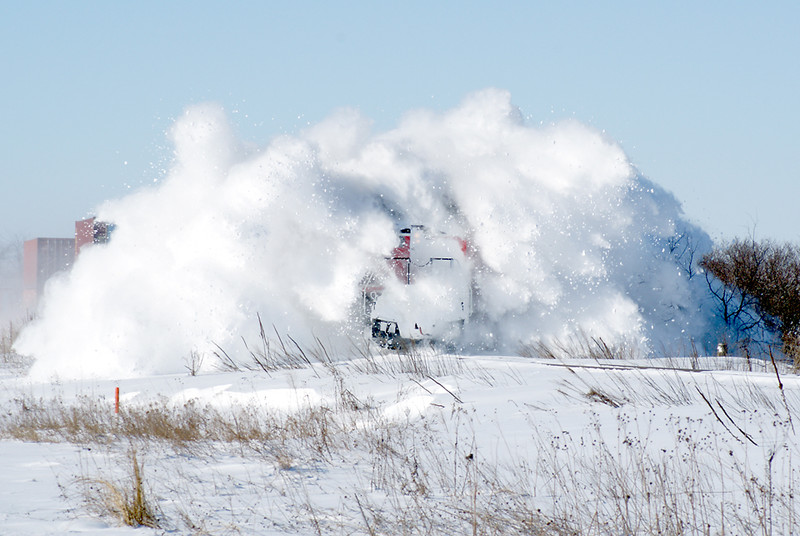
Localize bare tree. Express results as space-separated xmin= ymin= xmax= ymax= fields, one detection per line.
xmin=700 ymin=238 xmax=800 ymax=361
xmin=667 ymin=227 xmax=700 ymax=279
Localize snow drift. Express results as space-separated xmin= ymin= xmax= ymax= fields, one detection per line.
xmin=15 ymin=89 xmax=715 ymax=379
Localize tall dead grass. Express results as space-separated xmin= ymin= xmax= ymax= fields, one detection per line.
xmin=0 ymin=394 xmax=342 ymax=458
xmin=0 ymin=315 xmax=33 ymax=373
xmin=518 ymin=330 xmax=641 ymax=361
xmin=79 ymin=447 xmax=160 ymax=528
xmin=214 ymin=320 xmax=468 ymax=380
xmin=3 ymin=331 xmax=800 ymax=533
xmin=4 ymin=377 xmax=800 ymax=534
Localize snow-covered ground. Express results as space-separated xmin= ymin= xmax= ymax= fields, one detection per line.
xmin=4 ymin=89 xmax=790 ymax=533
xmin=1 ymin=351 xmax=797 ymax=535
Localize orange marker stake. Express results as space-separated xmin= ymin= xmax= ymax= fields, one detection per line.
xmin=115 ymin=387 xmax=120 ymax=414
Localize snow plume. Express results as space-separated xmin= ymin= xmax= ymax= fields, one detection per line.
xmin=16 ymin=89 xmax=715 ymax=379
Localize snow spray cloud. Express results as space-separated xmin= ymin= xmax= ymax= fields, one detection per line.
xmin=15 ymin=89 xmax=715 ymax=379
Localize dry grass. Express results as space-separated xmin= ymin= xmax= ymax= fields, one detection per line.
xmin=214 ymin=314 xmax=327 ymax=374
xmin=556 ymin=363 xmax=800 ymax=420
xmin=0 ymin=317 xmax=24 ymax=356
xmin=0 ymin=315 xmax=34 ymax=373
xmin=5 ymin=380 xmax=800 ymax=535
xmin=348 ymin=344 xmax=466 ymax=378
xmin=0 ymin=394 xmax=344 ymax=459
xmin=79 ymin=447 xmax=159 ymax=528
xmin=518 ymin=330 xmax=641 ymax=361
xmin=214 ymin=322 xmax=469 ymax=381
xmin=3 ymin=335 xmax=800 ymax=534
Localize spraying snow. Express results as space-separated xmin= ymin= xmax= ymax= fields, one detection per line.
xmin=15 ymin=89 xmax=715 ymax=379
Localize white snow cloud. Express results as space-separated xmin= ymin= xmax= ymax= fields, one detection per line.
xmin=15 ymin=90 xmax=715 ymax=379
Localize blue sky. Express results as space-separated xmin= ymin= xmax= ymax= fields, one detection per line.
xmin=2 ymin=1 xmax=798 ymax=242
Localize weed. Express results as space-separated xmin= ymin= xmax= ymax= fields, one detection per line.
xmin=518 ymin=329 xmax=640 ymax=361
xmin=79 ymin=447 xmax=159 ymax=528
xmin=215 ymin=314 xmax=330 ymax=374
xmin=0 ymin=314 xmax=34 ymax=373
xmin=184 ymin=348 xmax=205 ymax=376
xmin=4 ymin=350 xmax=800 ymax=534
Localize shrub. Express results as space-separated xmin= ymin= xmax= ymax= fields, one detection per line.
xmin=700 ymin=238 xmax=800 ymax=361
xmin=81 ymin=448 xmax=159 ymax=528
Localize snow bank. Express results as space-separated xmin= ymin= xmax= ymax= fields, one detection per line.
xmin=15 ymin=89 xmax=715 ymax=379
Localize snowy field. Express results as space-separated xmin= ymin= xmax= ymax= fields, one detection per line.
xmin=1 ymin=349 xmax=798 ymax=535
xmin=5 ymin=90 xmax=792 ymax=533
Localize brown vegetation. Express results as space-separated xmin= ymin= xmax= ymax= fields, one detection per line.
xmin=701 ymin=238 xmax=800 ymax=363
